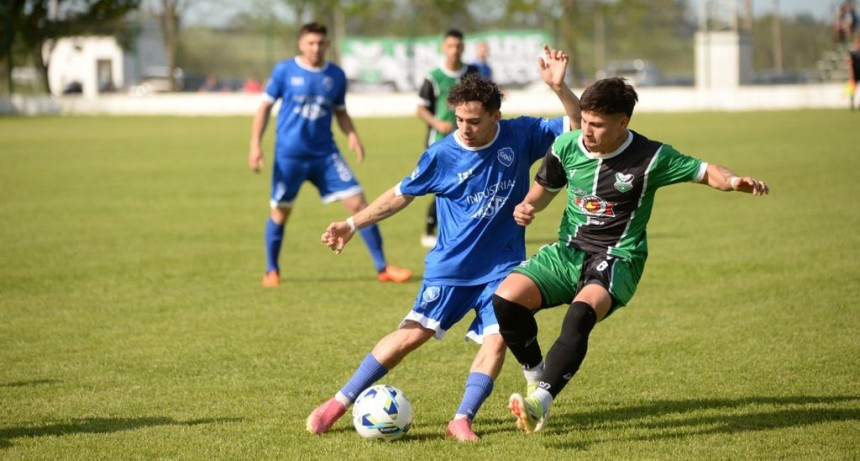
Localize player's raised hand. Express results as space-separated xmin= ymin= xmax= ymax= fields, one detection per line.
xmin=538 ymin=44 xmax=569 ymax=91
xmin=513 ymin=202 xmax=537 ymax=227
xmin=321 ymin=221 xmax=355 ymax=254
xmin=248 ymin=146 xmax=265 ymax=173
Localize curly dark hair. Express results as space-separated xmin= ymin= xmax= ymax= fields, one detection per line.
xmin=580 ymin=77 xmax=639 ymax=118
xmin=447 ymin=73 xmax=504 ymax=114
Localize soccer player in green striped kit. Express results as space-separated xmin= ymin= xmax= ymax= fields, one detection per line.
xmin=492 ymin=77 xmax=770 ymax=434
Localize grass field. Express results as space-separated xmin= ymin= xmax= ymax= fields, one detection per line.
xmin=1 ymin=110 xmax=858 ymax=460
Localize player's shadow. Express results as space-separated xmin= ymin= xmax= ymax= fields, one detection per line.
xmin=480 ymin=395 xmax=859 ymax=447
xmin=0 ymin=379 xmax=61 ymax=388
xmin=0 ymin=416 xmax=244 ymax=449
xmin=281 ymin=274 xmax=424 ymax=284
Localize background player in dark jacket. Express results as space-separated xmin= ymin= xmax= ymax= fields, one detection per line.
xmin=416 ymin=29 xmax=479 ymax=248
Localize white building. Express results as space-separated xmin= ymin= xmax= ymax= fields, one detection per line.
xmin=46 ymin=36 xmax=125 ymax=98
xmin=45 ymin=17 xmax=165 ymax=98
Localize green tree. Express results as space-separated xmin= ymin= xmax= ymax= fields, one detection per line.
xmin=751 ymin=13 xmax=830 ymax=73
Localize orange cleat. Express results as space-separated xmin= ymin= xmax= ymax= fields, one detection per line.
xmin=262 ymin=271 xmax=280 ymax=287
xmin=446 ymin=417 xmax=479 ymax=442
xmin=377 ymin=265 xmax=413 ymax=283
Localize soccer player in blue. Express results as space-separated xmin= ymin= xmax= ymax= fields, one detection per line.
xmin=248 ymin=22 xmax=412 ymax=287
xmin=472 ymin=41 xmax=493 ymax=80
xmin=306 ymin=46 xmax=582 ymax=442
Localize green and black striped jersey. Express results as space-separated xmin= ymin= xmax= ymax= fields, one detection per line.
xmin=417 ymin=64 xmax=479 ymax=146
xmin=536 ymin=129 xmax=706 ymax=260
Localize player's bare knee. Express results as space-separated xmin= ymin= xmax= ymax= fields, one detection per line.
xmin=494 ymin=274 xmax=541 ymax=308
xmin=270 ymin=207 xmax=290 ymax=224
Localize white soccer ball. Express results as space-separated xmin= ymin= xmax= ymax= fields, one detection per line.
xmin=352 ymin=384 xmax=414 ymax=441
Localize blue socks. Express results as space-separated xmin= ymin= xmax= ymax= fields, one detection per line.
xmin=264 ymin=218 xmax=284 ymax=272
xmin=267 ymin=218 xmax=386 ymax=274
xmin=340 ymin=354 xmax=389 ymax=402
xmin=358 ymin=224 xmax=386 ymax=272
xmin=456 ymin=372 xmax=494 ymax=420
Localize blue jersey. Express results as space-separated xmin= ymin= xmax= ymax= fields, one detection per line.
xmin=264 ymin=58 xmax=347 ymax=159
xmin=397 ymin=116 xmax=568 ymax=285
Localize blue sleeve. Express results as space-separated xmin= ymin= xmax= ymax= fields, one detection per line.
xmin=398 ymin=149 xmax=440 ymax=197
xmin=265 ymin=62 xmax=285 ymax=101
xmin=332 ymin=66 xmax=347 ymax=107
xmin=526 ymin=116 xmax=566 ymax=164
xmin=543 ymin=116 xmax=567 ymax=137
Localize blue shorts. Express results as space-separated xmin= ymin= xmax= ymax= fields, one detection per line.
xmin=270 ymin=153 xmax=363 ymax=208
xmin=400 ymin=278 xmax=503 ymax=344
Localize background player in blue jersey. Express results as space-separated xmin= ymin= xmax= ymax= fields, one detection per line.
xmin=306 ymin=46 xmax=582 ymax=442
xmin=248 ymin=22 xmax=412 ymax=287
xmin=472 ymin=41 xmax=493 ymax=80
xmin=492 ymin=77 xmax=770 ymax=434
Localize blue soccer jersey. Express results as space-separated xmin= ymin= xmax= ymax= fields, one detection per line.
xmin=264 ymin=58 xmax=347 ymax=158
xmin=397 ymin=116 xmax=569 ymax=285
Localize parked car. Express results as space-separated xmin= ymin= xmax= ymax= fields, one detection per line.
xmin=596 ymin=59 xmax=666 ymax=87
xmin=129 ymin=66 xmax=205 ymax=96
xmin=752 ymin=69 xmax=813 ymax=85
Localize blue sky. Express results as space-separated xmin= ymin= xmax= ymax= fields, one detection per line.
xmin=704 ymin=0 xmax=833 ymax=21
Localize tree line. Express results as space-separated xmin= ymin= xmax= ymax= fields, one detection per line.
xmin=1 ymin=0 xmax=831 ymax=95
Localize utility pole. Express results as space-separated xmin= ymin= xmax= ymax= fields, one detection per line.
xmin=772 ymin=0 xmax=783 ymax=71
xmin=595 ymin=3 xmax=606 ymax=78
xmin=742 ymin=0 xmax=753 ymax=32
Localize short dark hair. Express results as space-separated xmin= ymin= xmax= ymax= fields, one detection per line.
xmin=445 ymin=29 xmax=464 ymax=40
xmin=299 ymin=22 xmax=327 ymax=38
xmin=448 ymin=73 xmax=504 ymax=114
xmin=580 ymin=77 xmax=639 ymax=118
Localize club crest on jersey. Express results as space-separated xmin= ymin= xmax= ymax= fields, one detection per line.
xmin=322 ymin=76 xmax=334 ymax=91
xmin=497 ymin=147 xmax=514 ymax=167
xmin=574 ymin=195 xmax=617 ymax=217
xmin=422 ymin=286 xmax=441 ymax=303
xmin=614 ymin=173 xmax=634 ymax=192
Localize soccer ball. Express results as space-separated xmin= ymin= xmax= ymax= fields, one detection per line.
xmin=352 ymin=384 xmax=414 ymax=441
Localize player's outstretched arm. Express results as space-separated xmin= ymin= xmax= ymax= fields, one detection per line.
xmin=416 ymin=105 xmax=453 ymax=136
xmin=321 ymin=187 xmax=415 ymax=254
xmin=538 ymin=44 xmax=581 ymax=129
xmin=248 ymin=100 xmax=273 ymax=173
xmin=513 ymin=182 xmax=560 ymax=227
xmin=701 ymin=163 xmax=770 ymax=196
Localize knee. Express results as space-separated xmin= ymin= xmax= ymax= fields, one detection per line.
xmin=561 ymin=301 xmax=598 ymax=337
xmin=398 ymin=322 xmax=435 ymax=350
xmin=493 ymin=294 xmax=526 ymax=322
xmin=270 ymin=207 xmax=289 ymax=225
xmin=482 ymin=333 xmax=507 ymax=354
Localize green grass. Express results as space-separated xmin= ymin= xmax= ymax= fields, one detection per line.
xmin=1 ymin=110 xmax=858 ymax=460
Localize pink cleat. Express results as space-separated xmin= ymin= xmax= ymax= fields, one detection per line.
xmin=445 ymin=418 xmax=479 ymax=442
xmin=306 ymin=398 xmax=347 ymax=434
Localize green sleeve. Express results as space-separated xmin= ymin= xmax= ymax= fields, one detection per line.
xmin=647 ymin=144 xmax=704 ymax=189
